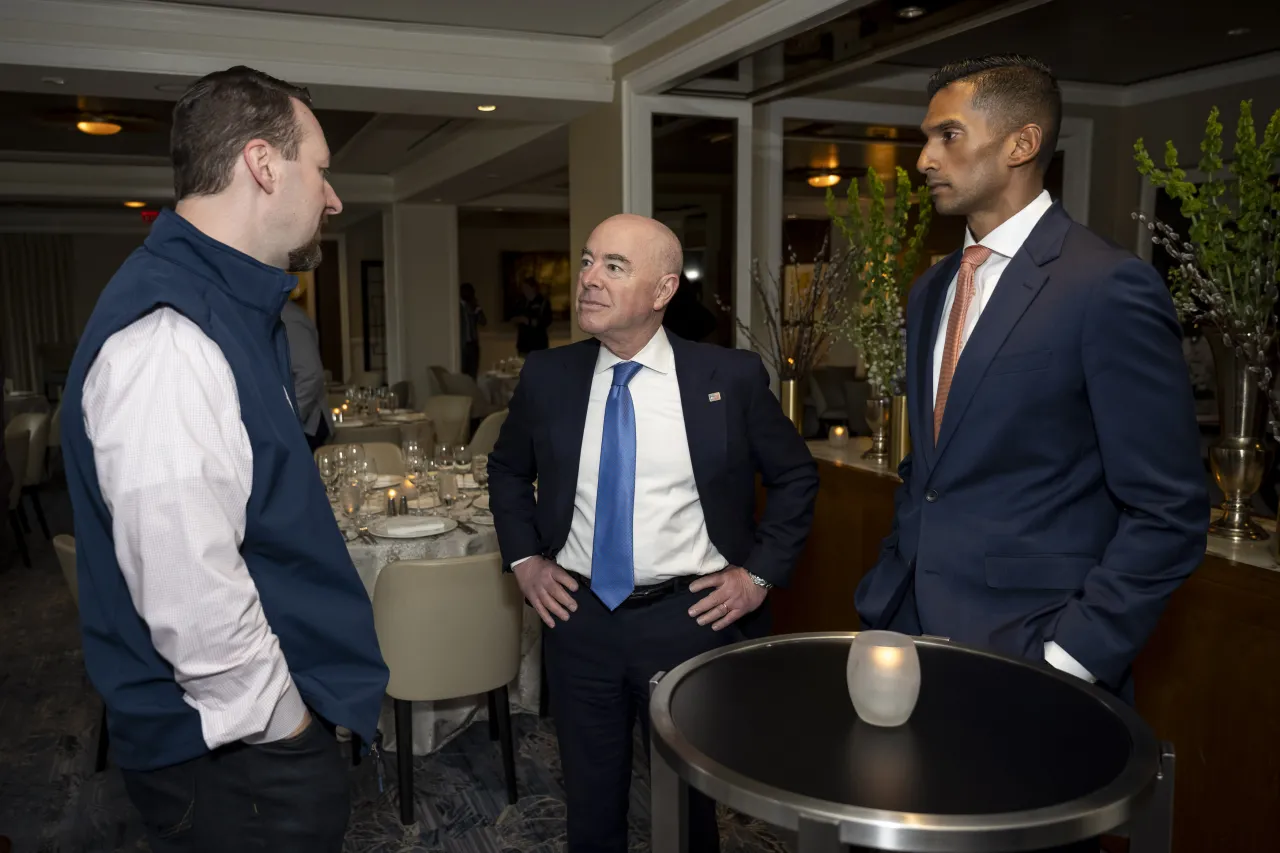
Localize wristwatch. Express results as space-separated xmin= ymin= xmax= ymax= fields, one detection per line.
xmin=747 ymin=572 xmax=773 ymax=590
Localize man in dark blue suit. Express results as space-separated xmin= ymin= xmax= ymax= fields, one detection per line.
xmin=856 ymin=55 xmax=1208 ymax=694
xmin=489 ymin=213 xmax=817 ymax=853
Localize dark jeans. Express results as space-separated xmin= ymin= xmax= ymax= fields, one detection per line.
xmin=120 ymin=716 xmax=349 ymax=853
xmin=543 ymin=578 xmax=742 ymax=853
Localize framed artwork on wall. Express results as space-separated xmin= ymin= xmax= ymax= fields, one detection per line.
xmin=501 ymin=251 xmax=572 ymax=321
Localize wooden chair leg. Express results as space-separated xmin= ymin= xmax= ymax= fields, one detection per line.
xmin=394 ymin=699 xmax=415 ymax=824
xmin=26 ymin=489 xmax=51 ymax=540
xmin=487 ymin=690 xmax=499 ymax=740
xmin=94 ymin=703 xmax=109 ymax=772
xmin=8 ymin=512 xmax=30 ymax=568
xmin=15 ymin=503 xmax=30 ymax=534
xmin=494 ymin=686 xmax=518 ymax=805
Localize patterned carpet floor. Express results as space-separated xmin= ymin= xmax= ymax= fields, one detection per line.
xmin=0 ymin=487 xmax=790 ymax=852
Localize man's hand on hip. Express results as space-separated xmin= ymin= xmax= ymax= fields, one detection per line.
xmin=688 ymin=566 xmax=767 ymax=631
xmin=513 ymin=556 xmax=579 ymax=628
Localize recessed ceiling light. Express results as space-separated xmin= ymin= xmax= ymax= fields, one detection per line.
xmin=41 ymin=76 xmax=65 ymax=86
xmin=433 ymin=197 xmax=443 ymax=202
xmin=786 ymin=213 xmax=798 ymax=219
xmin=77 ymin=120 xmax=122 ymax=136
xmin=477 ymin=105 xmax=497 ymax=112
xmin=1227 ymin=26 xmax=1250 ymax=36
xmin=896 ymin=4 xmax=927 ymax=19
xmin=495 ymin=207 xmax=505 ymax=212
xmin=807 ymin=174 xmax=841 ymax=188
xmin=123 ymin=200 xmax=146 ymax=209
xmin=155 ymin=81 xmax=191 ymax=93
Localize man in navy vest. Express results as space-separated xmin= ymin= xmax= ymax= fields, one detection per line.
xmin=61 ymin=67 xmax=388 ymax=852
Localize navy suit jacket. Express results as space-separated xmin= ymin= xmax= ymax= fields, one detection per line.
xmin=855 ymin=203 xmax=1208 ymax=689
xmin=488 ymin=333 xmax=818 ymax=636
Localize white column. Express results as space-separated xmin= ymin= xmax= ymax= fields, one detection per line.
xmin=383 ymin=202 xmax=459 ymax=405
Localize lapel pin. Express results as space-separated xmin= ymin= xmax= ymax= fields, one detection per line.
xmin=708 ymin=392 xmax=721 ymax=402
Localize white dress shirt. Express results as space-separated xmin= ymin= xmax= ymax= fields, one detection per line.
xmin=549 ymin=327 xmax=727 ymax=585
xmin=83 ymin=307 xmax=307 ymax=749
xmin=930 ymin=191 xmax=1096 ymax=684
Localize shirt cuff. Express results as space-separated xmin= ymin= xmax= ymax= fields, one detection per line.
xmin=511 ymin=556 xmax=536 ymax=568
xmin=1044 ymin=640 xmax=1097 ymax=684
xmin=243 ymin=680 xmax=308 ymax=744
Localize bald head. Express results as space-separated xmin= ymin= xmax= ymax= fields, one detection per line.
xmin=578 ymin=214 xmax=685 ymax=357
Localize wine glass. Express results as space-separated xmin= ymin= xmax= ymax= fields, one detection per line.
xmin=356 ymin=456 xmax=379 ymax=492
xmin=436 ymin=443 xmax=454 ymax=470
xmin=472 ymin=453 xmax=489 ymax=487
xmin=316 ymin=447 xmax=339 ymax=496
xmin=453 ymin=444 xmax=472 ymax=473
xmin=405 ymin=447 xmax=425 ymax=485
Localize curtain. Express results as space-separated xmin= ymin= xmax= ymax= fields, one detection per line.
xmin=0 ymin=234 xmax=75 ymax=393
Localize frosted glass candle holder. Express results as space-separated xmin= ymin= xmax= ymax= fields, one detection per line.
xmin=847 ymin=630 xmax=921 ymax=727
xmin=828 ymin=425 xmax=850 ymax=447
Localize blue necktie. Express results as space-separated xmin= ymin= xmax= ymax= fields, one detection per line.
xmin=591 ymin=361 xmax=643 ymax=610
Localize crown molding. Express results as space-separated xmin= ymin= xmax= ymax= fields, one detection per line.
xmin=0 ymin=0 xmax=613 ymax=103
xmin=857 ymin=52 xmax=1280 ymax=108
xmin=605 ymin=0 xmax=740 ymax=63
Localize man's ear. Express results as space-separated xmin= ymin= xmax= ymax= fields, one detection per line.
xmin=653 ymin=273 xmax=679 ymax=311
xmin=243 ymin=139 xmax=277 ymax=194
xmin=1008 ymin=122 xmax=1044 ymax=169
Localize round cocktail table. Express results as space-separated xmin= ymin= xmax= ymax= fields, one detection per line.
xmin=648 ymin=633 xmax=1174 ymax=853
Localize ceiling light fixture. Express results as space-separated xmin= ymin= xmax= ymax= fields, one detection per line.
xmin=477 ymin=105 xmax=497 ymax=112
xmin=77 ymin=120 xmax=122 ymax=136
xmin=807 ymin=174 xmax=841 ymax=188
xmin=123 ymin=200 xmax=146 ymax=209
xmin=1227 ymin=27 xmax=1250 ymax=36
xmin=896 ymin=5 xmax=927 ymax=19
xmin=41 ymin=76 xmax=65 ymax=86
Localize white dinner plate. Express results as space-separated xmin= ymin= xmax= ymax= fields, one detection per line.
xmin=472 ymin=494 xmax=490 ymax=510
xmin=469 ymin=511 xmax=495 ymax=526
xmin=367 ymin=516 xmax=458 ymax=539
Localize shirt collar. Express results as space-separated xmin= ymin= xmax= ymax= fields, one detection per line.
xmin=595 ymin=326 xmax=674 ymax=376
xmin=963 ymin=190 xmax=1054 ymax=259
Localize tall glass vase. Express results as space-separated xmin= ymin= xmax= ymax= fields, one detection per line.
xmin=863 ymin=396 xmax=890 ymax=463
xmin=1207 ymin=333 xmax=1269 ymax=541
xmin=779 ymin=378 xmax=803 ymax=433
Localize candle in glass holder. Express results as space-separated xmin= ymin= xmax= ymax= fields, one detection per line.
xmin=829 ymin=425 xmax=849 ymax=447
xmin=332 ymin=407 xmax=342 ymax=424
xmin=846 ymin=630 xmax=921 ymax=727
xmin=387 ymin=488 xmax=397 ymax=517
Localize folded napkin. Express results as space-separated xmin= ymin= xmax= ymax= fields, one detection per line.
xmin=384 ymin=516 xmax=449 ymax=536
xmin=373 ymin=474 xmax=403 ymax=489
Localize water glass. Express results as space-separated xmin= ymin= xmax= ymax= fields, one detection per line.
xmin=436 ymin=443 xmax=454 ymax=469
xmin=339 ymin=480 xmax=364 ymax=519
xmin=316 ymin=448 xmax=340 ymax=495
xmin=472 ymin=454 xmax=489 ymax=487
xmin=453 ymin=444 xmax=472 ymax=472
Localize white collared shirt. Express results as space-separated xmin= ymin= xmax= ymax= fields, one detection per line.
xmin=553 ymin=327 xmax=727 ymax=585
xmin=932 ymin=190 xmax=1055 ymax=405
xmin=929 ymin=191 xmax=1097 ymax=685
xmin=83 ymin=307 xmax=307 ymax=749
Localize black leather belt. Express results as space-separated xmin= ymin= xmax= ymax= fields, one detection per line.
xmin=565 ymin=570 xmax=695 ymax=608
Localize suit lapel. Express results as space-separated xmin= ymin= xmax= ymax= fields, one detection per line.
xmin=930 ymin=204 xmax=1070 ymax=468
xmin=670 ymin=334 xmax=725 ymax=494
xmin=558 ymin=339 xmax=600 ymax=519
xmin=913 ymin=254 xmax=959 ymax=474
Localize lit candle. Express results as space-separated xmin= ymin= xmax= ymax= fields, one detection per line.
xmin=847 ymin=630 xmax=920 ymax=727
xmin=387 ymin=488 xmax=397 ymax=517
xmin=829 ymin=424 xmax=849 ymax=447
xmin=332 ymin=407 xmax=341 ymax=424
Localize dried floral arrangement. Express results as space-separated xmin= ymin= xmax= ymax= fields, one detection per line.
xmin=717 ymin=239 xmax=853 ymax=383
xmin=1133 ymin=100 xmax=1280 ymax=436
xmin=826 ymin=165 xmax=933 ymax=398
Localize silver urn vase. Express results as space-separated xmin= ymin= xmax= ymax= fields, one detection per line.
xmin=863 ymin=396 xmax=891 ymax=463
xmin=1207 ymin=333 xmax=1269 ymax=541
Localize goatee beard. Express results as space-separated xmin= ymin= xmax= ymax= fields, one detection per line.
xmin=287 ymin=231 xmax=323 ymax=272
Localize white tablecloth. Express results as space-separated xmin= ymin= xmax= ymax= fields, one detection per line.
xmin=338 ymin=499 xmax=541 ymax=756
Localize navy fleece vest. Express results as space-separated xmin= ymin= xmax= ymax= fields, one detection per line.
xmin=61 ymin=210 xmax=388 ymax=771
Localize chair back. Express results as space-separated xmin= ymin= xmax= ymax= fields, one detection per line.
xmin=469 ymin=409 xmax=508 ymax=456
xmin=333 ymin=424 xmax=402 ymax=446
xmin=391 ymin=380 xmax=411 ymax=409
xmin=397 ymin=419 xmax=436 ymax=452
xmin=54 ymin=534 xmax=78 ymax=608
xmin=372 ymin=552 xmax=522 ymax=702
xmin=4 ymin=411 xmax=49 ymax=486
xmin=48 ymin=401 xmax=63 ymax=450
xmin=6 ymin=428 xmax=27 ymax=510
xmin=360 ymin=442 xmax=404 ymax=474
xmin=422 ymin=395 xmax=473 ymax=445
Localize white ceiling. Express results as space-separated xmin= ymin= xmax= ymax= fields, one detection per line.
xmin=152 ymin=0 xmax=671 ymax=38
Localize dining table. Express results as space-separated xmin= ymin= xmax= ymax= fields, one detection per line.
xmin=333 ymin=479 xmax=542 ymax=756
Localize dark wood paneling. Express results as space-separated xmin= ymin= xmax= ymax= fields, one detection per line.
xmin=766 ymin=458 xmax=1280 ymax=852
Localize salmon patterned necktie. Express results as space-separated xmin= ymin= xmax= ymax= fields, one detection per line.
xmin=934 ymin=244 xmax=994 ymax=443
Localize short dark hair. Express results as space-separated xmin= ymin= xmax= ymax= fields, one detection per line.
xmin=171 ymin=66 xmax=312 ymax=199
xmin=927 ymin=54 xmax=1061 ymax=172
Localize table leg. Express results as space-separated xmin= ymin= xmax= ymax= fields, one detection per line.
xmin=1126 ymin=742 xmax=1176 ymax=853
xmin=797 ymin=815 xmax=845 ymax=853
xmin=649 ymin=672 xmax=690 ymax=853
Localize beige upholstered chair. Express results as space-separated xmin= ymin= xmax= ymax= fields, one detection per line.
xmin=372 ymin=553 xmax=523 ymax=822
xmin=51 ymin=534 xmax=110 ymax=772
xmin=391 ymin=380 xmax=411 ymax=410
xmin=46 ymin=400 xmax=63 ymax=470
xmin=468 ymin=409 xmax=508 ymax=456
xmin=397 ymin=419 xmax=436 ymax=452
xmin=6 ymin=428 xmax=29 ymax=567
xmin=421 ymin=395 xmax=472 ymax=446
xmin=8 ymin=412 xmax=52 ymax=538
xmin=359 ymin=442 xmax=404 ymax=475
